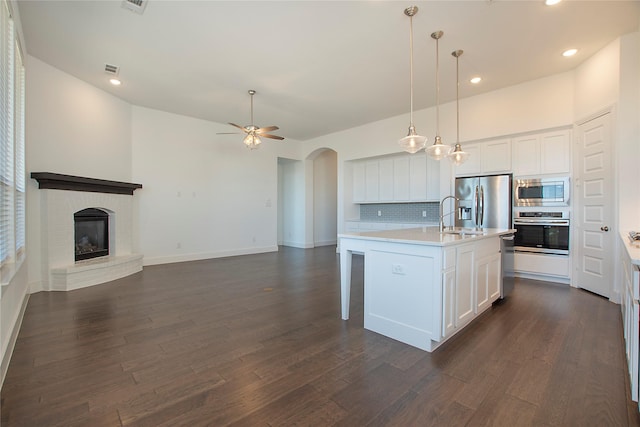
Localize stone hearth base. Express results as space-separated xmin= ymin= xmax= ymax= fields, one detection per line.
xmin=50 ymin=254 xmax=143 ymax=291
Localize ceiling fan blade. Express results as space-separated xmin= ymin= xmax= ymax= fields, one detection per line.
xmin=256 ymin=125 xmax=279 ymax=133
xmin=228 ymin=122 xmax=248 ymax=132
xmin=260 ymin=134 xmax=285 ymax=140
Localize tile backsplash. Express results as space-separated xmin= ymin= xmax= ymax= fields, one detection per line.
xmin=360 ymin=202 xmax=439 ymax=223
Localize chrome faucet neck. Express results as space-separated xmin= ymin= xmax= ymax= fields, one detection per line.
xmin=439 ymin=195 xmax=459 ymax=232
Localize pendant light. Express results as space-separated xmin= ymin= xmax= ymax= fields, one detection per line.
xmin=426 ymin=30 xmax=450 ymax=160
xmin=448 ymin=49 xmax=469 ymax=166
xmin=398 ymin=6 xmax=427 ymax=154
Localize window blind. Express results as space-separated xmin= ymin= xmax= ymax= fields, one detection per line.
xmin=1 ymin=0 xmax=25 ymax=281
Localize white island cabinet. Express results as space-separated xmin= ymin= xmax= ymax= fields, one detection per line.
xmin=339 ymin=227 xmax=512 ymax=352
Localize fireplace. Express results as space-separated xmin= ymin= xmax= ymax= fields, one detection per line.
xmin=74 ymin=208 xmax=109 ymax=261
xmin=31 ymin=172 xmax=143 ymax=291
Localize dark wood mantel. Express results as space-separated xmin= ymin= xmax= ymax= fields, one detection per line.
xmin=30 ymin=172 xmax=142 ymax=195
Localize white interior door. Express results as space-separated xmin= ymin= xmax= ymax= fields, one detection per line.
xmin=574 ymin=112 xmax=613 ymax=298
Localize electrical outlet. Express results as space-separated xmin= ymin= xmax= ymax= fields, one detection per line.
xmin=392 ymin=263 xmax=406 ymax=275
xmin=422 ymin=210 xmax=427 ymax=217
xmin=378 ymin=210 xmax=382 ymax=217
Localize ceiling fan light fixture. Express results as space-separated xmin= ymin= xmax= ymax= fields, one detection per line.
xmin=398 ymin=6 xmax=427 ymax=154
xmin=426 ymin=30 xmax=450 ymax=160
xmin=243 ymin=133 xmax=262 ymax=150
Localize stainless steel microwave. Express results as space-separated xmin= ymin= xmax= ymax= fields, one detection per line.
xmin=514 ymin=177 xmax=570 ymax=207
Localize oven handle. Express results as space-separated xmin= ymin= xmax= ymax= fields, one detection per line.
xmin=513 ymin=219 xmax=570 ymax=226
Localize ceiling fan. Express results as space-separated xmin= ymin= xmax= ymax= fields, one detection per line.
xmin=217 ymin=90 xmax=284 ymax=150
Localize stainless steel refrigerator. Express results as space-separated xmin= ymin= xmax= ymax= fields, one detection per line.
xmin=455 ymin=174 xmax=512 ymax=230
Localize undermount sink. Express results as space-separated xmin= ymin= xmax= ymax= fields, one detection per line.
xmin=442 ymin=228 xmax=486 ymax=236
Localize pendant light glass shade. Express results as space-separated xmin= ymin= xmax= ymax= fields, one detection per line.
xmin=426 ymin=31 xmax=450 ymax=160
xmin=448 ymin=49 xmax=469 ymax=166
xmin=398 ymin=6 xmax=427 ymax=154
xmin=449 ymin=143 xmax=469 ymax=165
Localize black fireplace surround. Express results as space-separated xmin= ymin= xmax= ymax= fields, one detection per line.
xmin=74 ymin=208 xmax=109 ymax=261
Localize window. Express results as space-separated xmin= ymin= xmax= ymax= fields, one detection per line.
xmin=1 ymin=0 xmax=25 ymax=285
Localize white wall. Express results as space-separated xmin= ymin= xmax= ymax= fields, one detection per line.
xmin=131 ymin=106 xmax=302 ymax=264
xmin=278 ymin=158 xmax=307 ymax=248
xmin=24 ymin=55 xmax=134 ymax=289
xmin=617 ymin=33 xmax=640 ymax=231
xmin=574 ymin=39 xmax=620 ymax=121
xmin=312 ymin=149 xmax=337 ymax=246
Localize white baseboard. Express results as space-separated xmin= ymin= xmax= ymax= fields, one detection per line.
xmin=281 ymin=240 xmax=313 ymax=249
xmin=313 ymin=239 xmax=337 ymax=247
xmin=142 ymin=245 xmax=279 ymax=266
xmin=1 ymin=291 xmax=29 ymax=388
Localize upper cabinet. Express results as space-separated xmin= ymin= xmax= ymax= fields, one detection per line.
xmin=352 ymin=153 xmax=440 ymax=203
xmin=454 ymin=129 xmax=572 ymax=178
xmin=455 ymin=138 xmax=511 ymax=177
xmin=512 ymin=129 xmax=571 ymax=176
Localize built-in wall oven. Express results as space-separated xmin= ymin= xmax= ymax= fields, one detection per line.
xmin=513 ymin=211 xmax=570 ymax=255
xmin=514 ymin=177 xmax=570 ymax=207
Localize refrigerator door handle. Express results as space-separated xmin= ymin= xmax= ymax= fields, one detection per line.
xmin=474 ymin=185 xmax=480 ymax=226
xmin=479 ymin=185 xmax=485 ymax=227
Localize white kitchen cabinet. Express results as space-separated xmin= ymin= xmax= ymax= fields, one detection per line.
xmin=481 ymin=138 xmax=511 ymax=174
xmin=540 ymin=131 xmax=571 ymax=174
xmin=454 ymin=144 xmax=481 ymax=176
xmin=455 ymin=139 xmax=511 ymax=177
xmin=442 ymin=267 xmax=457 ymax=338
xmin=378 ymin=158 xmax=394 ymax=202
xmin=512 ymin=129 xmax=571 ymax=176
xmin=426 ymin=156 xmax=440 ymax=201
xmin=393 ymin=156 xmax=410 ymax=201
xmin=365 ymin=161 xmax=379 ymax=202
xmin=441 ymin=239 xmax=502 ymax=340
xmin=455 ymin=243 xmax=475 ymax=328
xmin=352 ymin=161 xmax=366 ymax=203
xmin=352 ymin=153 xmax=439 ymax=204
xmin=409 ymin=155 xmax=428 ymax=201
xmin=620 ymin=235 xmax=639 ymax=402
xmin=475 ymin=252 xmax=501 ymax=313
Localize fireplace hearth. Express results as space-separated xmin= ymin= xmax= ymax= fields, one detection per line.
xmin=74 ymin=208 xmax=109 ymax=261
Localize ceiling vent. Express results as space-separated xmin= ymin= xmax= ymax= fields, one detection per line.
xmin=104 ymin=63 xmax=119 ymax=75
xmin=121 ymin=0 xmax=147 ymax=14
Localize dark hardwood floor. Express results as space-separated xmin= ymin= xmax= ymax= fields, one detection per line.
xmin=2 ymin=246 xmax=640 ymax=426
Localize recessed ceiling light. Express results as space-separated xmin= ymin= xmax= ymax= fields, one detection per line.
xmin=470 ymin=76 xmax=482 ymax=84
xmin=562 ymin=48 xmax=578 ymax=57
xmin=545 ymin=0 xmax=561 ymax=5
xmin=109 ymin=78 xmax=122 ymax=86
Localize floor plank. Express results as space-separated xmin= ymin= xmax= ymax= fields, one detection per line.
xmin=1 ymin=246 xmax=639 ymax=426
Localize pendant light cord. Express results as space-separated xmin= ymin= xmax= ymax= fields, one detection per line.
xmin=435 ymin=35 xmax=440 ymax=136
xmin=455 ymin=53 xmax=460 ymax=144
xmin=409 ymin=14 xmax=415 ymax=127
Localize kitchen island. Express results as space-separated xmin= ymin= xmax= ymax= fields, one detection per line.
xmin=339 ymin=226 xmax=514 ymax=352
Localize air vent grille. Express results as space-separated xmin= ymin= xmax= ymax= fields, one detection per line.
xmin=104 ymin=64 xmax=119 ymax=75
xmin=122 ymin=0 xmax=147 ymax=14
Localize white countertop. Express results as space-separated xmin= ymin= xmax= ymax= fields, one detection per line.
xmin=339 ymin=226 xmax=515 ymax=247
xmin=620 ymin=231 xmax=640 ymax=266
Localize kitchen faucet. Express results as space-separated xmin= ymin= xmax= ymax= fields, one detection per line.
xmin=439 ymin=195 xmax=459 ymax=232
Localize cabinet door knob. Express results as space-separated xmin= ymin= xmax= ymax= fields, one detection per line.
xmin=600 ymin=226 xmax=609 ymax=232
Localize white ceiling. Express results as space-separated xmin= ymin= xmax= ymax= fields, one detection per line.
xmin=16 ymin=1 xmax=640 ymax=141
